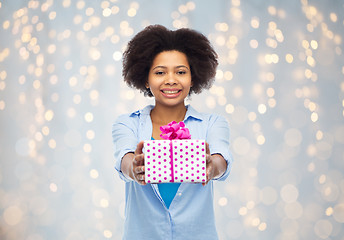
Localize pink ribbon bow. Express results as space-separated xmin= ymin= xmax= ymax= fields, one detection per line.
xmin=160 ymin=121 xmax=191 ymax=140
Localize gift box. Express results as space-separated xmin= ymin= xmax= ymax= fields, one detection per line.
xmin=144 ymin=139 xmax=206 ymax=183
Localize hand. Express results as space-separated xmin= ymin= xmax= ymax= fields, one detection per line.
xmin=202 ymin=142 xmax=214 ymax=186
xmin=130 ymin=141 xmax=146 ymax=185
xmin=202 ymin=142 xmax=226 ymax=186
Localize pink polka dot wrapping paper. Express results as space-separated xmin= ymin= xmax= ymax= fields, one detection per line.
xmin=144 ymin=140 xmax=206 ymax=183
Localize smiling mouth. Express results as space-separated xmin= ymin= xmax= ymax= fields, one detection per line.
xmin=162 ymin=90 xmax=181 ymax=94
xmin=160 ymin=89 xmax=182 ymax=98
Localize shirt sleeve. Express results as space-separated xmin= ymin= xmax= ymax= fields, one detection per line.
xmin=112 ymin=114 xmax=139 ymax=182
xmin=206 ymin=114 xmax=233 ymax=181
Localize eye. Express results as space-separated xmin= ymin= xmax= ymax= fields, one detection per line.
xmin=155 ymin=71 xmax=164 ymax=75
xmin=177 ymin=70 xmax=186 ymax=75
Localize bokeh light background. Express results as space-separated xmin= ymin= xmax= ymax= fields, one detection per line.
xmin=1 ymin=0 xmax=344 ymax=239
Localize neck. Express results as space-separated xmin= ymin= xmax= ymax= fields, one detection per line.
xmin=150 ymin=103 xmax=187 ymax=125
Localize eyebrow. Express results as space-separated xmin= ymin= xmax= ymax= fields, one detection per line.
xmin=152 ymin=65 xmax=190 ymax=70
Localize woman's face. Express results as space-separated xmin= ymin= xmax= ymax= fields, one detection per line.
xmin=146 ymin=50 xmax=192 ymax=108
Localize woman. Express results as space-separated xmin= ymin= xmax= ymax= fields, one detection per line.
xmin=112 ymin=24 xmax=233 ymax=240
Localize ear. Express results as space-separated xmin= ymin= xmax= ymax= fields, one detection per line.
xmin=145 ymin=78 xmax=149 ymax=88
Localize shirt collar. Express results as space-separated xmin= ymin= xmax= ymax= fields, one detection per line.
xmin=184 ymin=104 xmax=203 ymax=121
xmin=130 ymin=105 xmax=154 ymax=117
xmin=130 ymin=104 xmax=203 ymax=121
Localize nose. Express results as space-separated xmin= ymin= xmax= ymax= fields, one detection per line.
xmin=164 ymin=72 xmax=177 ymax=85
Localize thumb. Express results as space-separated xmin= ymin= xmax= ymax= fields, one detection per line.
xmin=205 ymin=142 xmax=211 ymax=163
xmin=135 ymin=140 xmax=144 ymax=155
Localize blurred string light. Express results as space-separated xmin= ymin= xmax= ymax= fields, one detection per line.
xmin=0 ymin=0 xmax=344 ymax=240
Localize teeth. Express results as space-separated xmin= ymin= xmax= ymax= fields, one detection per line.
xmin=163 ymin=90 xmax=179 ymax=94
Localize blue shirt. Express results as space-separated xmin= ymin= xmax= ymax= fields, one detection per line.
xmin=112 ymin=105 xmax=233 ymax=240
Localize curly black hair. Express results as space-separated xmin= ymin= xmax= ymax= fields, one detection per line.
xmin=122 ymin=24 xmax=218 ymax=97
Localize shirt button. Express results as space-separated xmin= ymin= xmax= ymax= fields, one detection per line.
xmin=178 ymin=192 xmax=182 ymax=196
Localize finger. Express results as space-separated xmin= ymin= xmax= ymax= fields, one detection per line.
xmin=202 ymin=177 xmax=210 ymax=186
xmin=135 ymin=172 xmax=144 ymax=180
xmin=205 ymin=142 xmax=210 ymax=155
xmin=138 ymin=179 xmax=146 ymax=185
xmin=135 ymin=173 xmax=146 ymax=184
xmin=202 ymin=175 xmax=211 ymax=186
xmin=206 ymin=164 xmax=213 ymax=182
xmin=134 ymin=141 xmax=144 ymax=155
xmin=206 ymin=154 xmax=211 ymax=164
xmin=133 ymin=154 xmax=145 ymax=166
xmin=134 ymin=166 xmax=145 ymax=174
xmin=205 ymin=143 xmax=211 ymax=163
